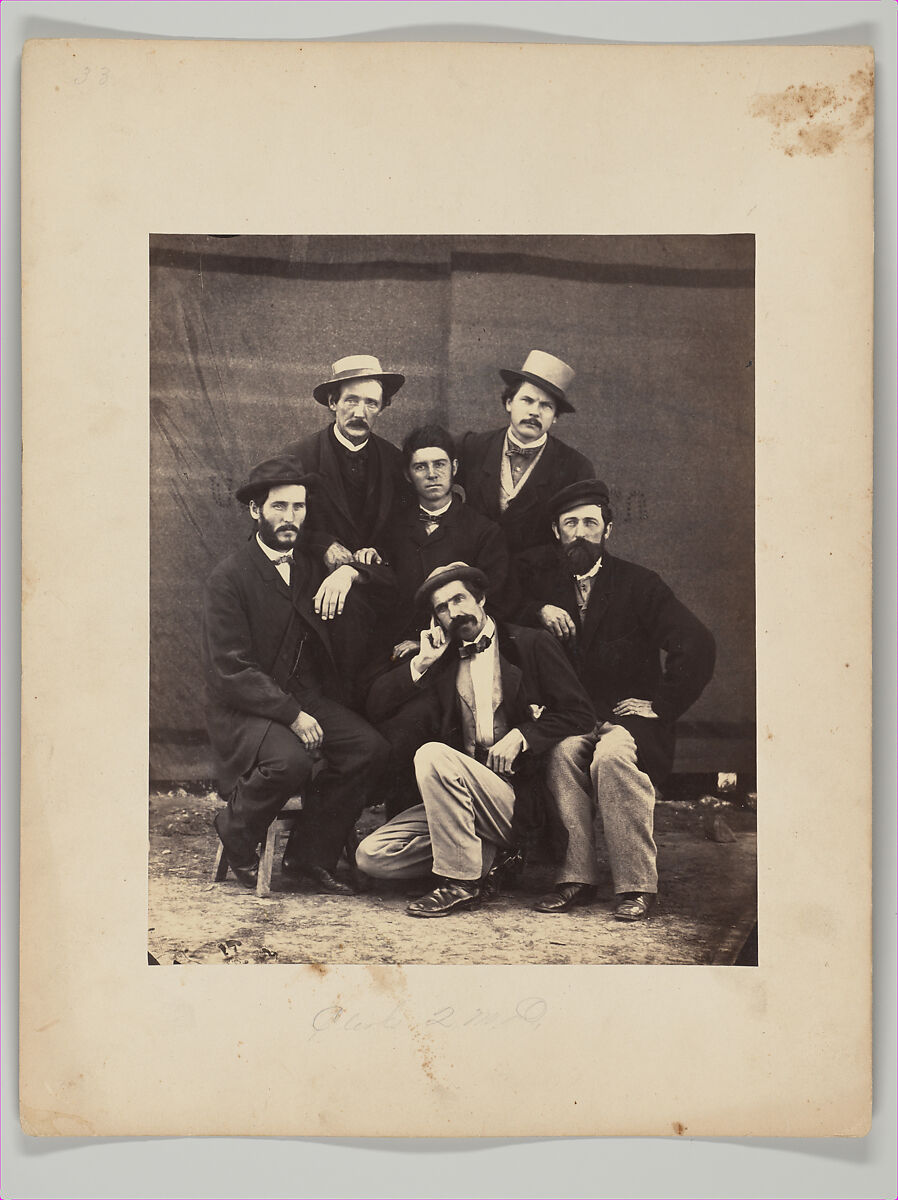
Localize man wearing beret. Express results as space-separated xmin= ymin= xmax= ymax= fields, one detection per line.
xmin=514 ymin=480 xmax=716 ymax=920
xmin=457 ymin=350 xmax=596 ymax=556
xmin=201 ymin=457 xmax=391 ymax=894
xmin=355 ymin=561 xmax=595 ymax=917
xmin=279 ymin=352 xmax=409 ymax=574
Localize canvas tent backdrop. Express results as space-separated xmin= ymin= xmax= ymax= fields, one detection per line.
xmin=149 ymin=234 xmax=755 ymax=783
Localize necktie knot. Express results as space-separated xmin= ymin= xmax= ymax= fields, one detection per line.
xmin=506 ymin=443 xmax=540 ymax=462
xmin=459 ymin=634 xmax=492 ymax=660
xmin=418 ymin=508 xmax=446 ymax=525
xmin=273 ymin=554 xmax=292 ymax=566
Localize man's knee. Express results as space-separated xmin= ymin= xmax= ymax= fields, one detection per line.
xmin=591 ymin=725 xmax=639 ymax=771
xmin=413 ymin=740 xmax=456 ymax=781
xmin=258 ymin=741 xmax=313 ymax=795
xmin=355 ymin=831 xmax=387 ymax=877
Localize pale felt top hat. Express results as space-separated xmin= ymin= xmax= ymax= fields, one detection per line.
xmin=499 ymin=349 xmax=576 ymax=415
xmin=312 ymin=354 xmax=406 ymax=408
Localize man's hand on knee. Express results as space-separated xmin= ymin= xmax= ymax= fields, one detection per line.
xmin=487 ymin=729 xmax=526 ymax=777
xmin=290 ymin=711 xmax=324 ymax=751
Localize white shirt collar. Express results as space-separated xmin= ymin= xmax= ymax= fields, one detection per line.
xmin=333 ymin=423 xmax=369 ymax=453
xmin=256 ymin=533 xmax=293 ymax=562
xmin=506 ymin=427 xmax=548 ymax=453
xmin=420 ymin=496 xmax=453 ymax=518
xmin=574 ymin=555 xmax=603 ymax=582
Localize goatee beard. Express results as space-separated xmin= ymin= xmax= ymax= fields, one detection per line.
xmin=257 ymin=516 xmax=299 ymax=551
xmin=564 ymin=537 xmax=603 ymax=575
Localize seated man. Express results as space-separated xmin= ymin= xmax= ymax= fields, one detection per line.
xmin=514 ymin=480 xmax=716 ymax=920
xmin=355 ymin=562 xmax=595 ymax=917
xmin=201 ymin=456 xmax=390 ymax=894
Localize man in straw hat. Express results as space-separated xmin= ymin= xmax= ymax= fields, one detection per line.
xmin=457 ymin=350 xmax=596 ymax=556
xmin=355 ymin=561 xmax=594 ymax=917
xmin=280 ymin=352 xmax=408 ymax=574
xmin=513 ymin=479 xmax=716 ymax=920
xmin=201 ymin=456 xmax=391 ymax=894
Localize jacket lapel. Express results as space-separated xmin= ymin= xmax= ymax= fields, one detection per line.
xmin=369 ymin=436 xmax=394 ymax=539
xmin=319 ymin=426 xmax=357 ymax=532
xmin=579 ymin=554 xmax=614 ymax=655
xmin=247 ymin=537 xmax=292 ymax=600
xmin=505 ymin=434 xmax=557 ymax=517
xmin=476 ymin=430 xmax=506 ymax=519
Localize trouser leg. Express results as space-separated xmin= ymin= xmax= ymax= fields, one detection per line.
xmin=355 ymin=804 xmax=434 ymax=879
xmin=545 ymin=732 xmax=603 ymax=887
xmin=283 ymin=695 xmax=389 ymax=870
xmin=590 ymin=722 xmax=658 ymax=894
xmin=216 ymin=723 xmax=313 ymax=866
xmin=413 ymin=742 xmax=516 ymax=882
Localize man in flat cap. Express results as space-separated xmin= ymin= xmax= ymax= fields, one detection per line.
xmin=457 ymin=350 xmax=596 ymax=557
xmin=201 ymin=456 xmax=390 ymax=894
xmin=280 ymin=352 xmax=409 ymax=573
xmin=514 ymin=480 xmax=716 ymax=920
xmin=355 ymin=561 xmax=595 ymax=917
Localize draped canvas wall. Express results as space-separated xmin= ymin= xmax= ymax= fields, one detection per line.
xmin=149 ymin=234 xmax=755 ymax=781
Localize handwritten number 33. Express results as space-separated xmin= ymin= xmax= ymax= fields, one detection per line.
xmin=73 ymin=66 xmax=111 ymax=86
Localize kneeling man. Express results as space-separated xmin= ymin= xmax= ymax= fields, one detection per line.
xmin=356 ymin=562 xmax=595 ymax=916
xmin=202 ymin=456 xmax=389 ymax=893
xmin=515 ymin=480 xmax=716 ymax=920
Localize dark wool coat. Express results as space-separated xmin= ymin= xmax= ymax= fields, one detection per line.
xmin=376 ymin=496 xmax=513 ymax=640
xmin=513 ymin=548 xmax=716 ymax=786
xmin=457 ymin=427 xmax=595 ymax=555
xmin=279 ymin=424 xmax=410 ymax=554
xmin=201 ymin=537 xmax=395 ymax=793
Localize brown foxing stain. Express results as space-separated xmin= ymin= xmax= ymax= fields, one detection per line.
xmin=673 ymin=1121 xmax=687 ymax=1135
xmin=750 ymin=66 xmax=873 ymax=157
xmin=307 ymin=961 xmax=327 ymax=976
xmin=366 ymin=964 xmax=440 ymax=1085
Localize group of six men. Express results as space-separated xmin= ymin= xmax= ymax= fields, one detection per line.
xmin=201 ymin=350 xmax=716 ymax=921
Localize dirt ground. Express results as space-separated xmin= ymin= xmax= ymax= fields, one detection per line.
xmin=148 ymin=787 xmax=757 ymax=967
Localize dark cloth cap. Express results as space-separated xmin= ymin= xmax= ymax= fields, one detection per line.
xmin=548 ymin=479 xmax=611 ymax=522
xmin=413 ymin=561 xmax=489 ymax=611
xmin=234 ymin=456 xmax=319 ymax=505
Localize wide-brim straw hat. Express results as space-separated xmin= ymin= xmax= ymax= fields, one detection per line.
xmin=312 ymin=354 xmax=405 ymax=407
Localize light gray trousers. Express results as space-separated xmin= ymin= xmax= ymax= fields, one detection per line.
xmin=355 ymin=741 xmax=515 ymax=882
xmin=546 ymin=722 xmax=658 ymax=894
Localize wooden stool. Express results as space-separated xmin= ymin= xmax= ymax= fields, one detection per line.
xmin=211 ymin=795 xmax=303 ymax=898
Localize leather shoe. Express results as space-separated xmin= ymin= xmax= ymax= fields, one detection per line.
xmin=532 ymin=882 xmax=597 ymax=913
xmin=407 ymin=879 xmax=481 ymax=918
xmin=613 ymin=891 xmax=657 ymax=921
xmin=228 ymin=856 xmax=260 ymax=890
xmin=481 ymin=847 xmax=525 ymax=900
xmin=282 ymin=858 xmax=354 ymax=895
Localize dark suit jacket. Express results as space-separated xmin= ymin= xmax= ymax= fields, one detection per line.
xmin=201 ymin=537 xmax=394 ymax=793
xmin=377 ymin=496 xmax=513 ymax=641
xmin=366 ymin=622 xmax=595 ymax=837
xmin=280 ymin=424 xmax=410 ymax=554
xmin=457 ymin=427 xmax=595 ymax=555
xmin=513 ymin=548 xmax=716 ymax=785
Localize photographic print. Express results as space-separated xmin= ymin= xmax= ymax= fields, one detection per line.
xmin=148 ymin=233 xmax=757 ymax=967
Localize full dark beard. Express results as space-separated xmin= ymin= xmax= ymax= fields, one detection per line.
xmin=257 ymin=514 xmax=299 ymax=550
xmin=564 ymin=537 xmax=603 ymax=576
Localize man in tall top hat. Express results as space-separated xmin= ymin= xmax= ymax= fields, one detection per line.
xmin=201 ymin=456 xmax=391 ymax=893
xmin=513 ymin=479 xmax=716 ymax=920
xmin=279 ymin=351 xmax=408 ymax=564
xmin=457 ymin=350 xmax=596 ymax=557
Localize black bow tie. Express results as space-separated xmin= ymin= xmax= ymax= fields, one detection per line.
xmin=506 ymin=443 xmax=541 ymax=461
xmin=272 ymin=554 xmax=293 ymax=566
xmin=458 ymin=634 xmax=492 ymax=660
xmin=418 ymin=508 xmax=447 ymax=525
